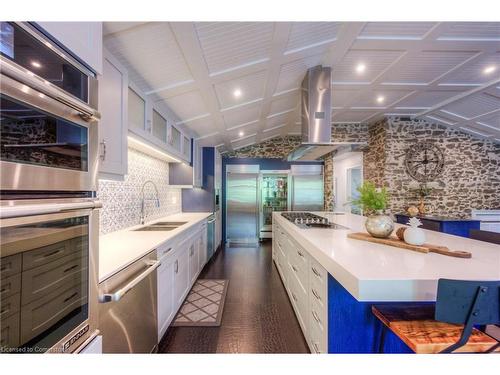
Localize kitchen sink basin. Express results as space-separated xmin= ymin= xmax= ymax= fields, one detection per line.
xmin=132 ymin=221 xmax=187 ymax=232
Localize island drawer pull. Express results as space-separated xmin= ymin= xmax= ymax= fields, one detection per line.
xmin=311 ymin=267 xmax=321 ymax=278
xmin=311 ymin=288 xmax=321 ymax=301
xmin=291 ymin=292 xmax=298 ymax=302
xmin=292 ymin=265 xmax=298 ymax=273
xmin=313 ymin=342 xmax=320 ymax=353
xmin=297 ymin=250 xmax=304 ymax=258
xmin=312 ymin=310 xmax=321 ymax=324
xmin=162 ymin=247 xmax=172 ymax=256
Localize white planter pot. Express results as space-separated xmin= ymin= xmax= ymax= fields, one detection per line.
xmin=404 ymin=227 xmax=426 ymax=246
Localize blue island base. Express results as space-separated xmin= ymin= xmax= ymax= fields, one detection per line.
xmin=327 ymin=275 xmax=433 ymax=353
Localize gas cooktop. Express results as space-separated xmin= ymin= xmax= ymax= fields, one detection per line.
xmin=280 ymin=212 xmax=348 ymax=229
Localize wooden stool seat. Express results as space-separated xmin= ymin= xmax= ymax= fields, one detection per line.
xmin=372 ymin=304 xmax=500 ymax=354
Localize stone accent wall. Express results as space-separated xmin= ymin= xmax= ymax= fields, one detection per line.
xmin=223 ymin=136 xmax=301 ymax=158
xmin=363 ymin=120 xmax=386 ymax=188
xmin=323 ymin=153 xmax=334 ymax=211
xmin=377 ymin=117 xmax=500 ymax=218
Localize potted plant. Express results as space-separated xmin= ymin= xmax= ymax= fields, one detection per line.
xmin=350 ymin=181 xmax=394 ymax=238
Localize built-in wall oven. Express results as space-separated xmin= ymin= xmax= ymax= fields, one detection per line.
xmin=0 ymin=22 xmax=99 ymax=193
xmin=0 ymin=199 xmax=101 ymax=353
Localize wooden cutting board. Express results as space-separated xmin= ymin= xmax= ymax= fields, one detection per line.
xmin=347 ymin=232 xmax=471 ymax=258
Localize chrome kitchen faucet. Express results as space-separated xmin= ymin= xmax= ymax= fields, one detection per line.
xmin=140 ymin=180 xmax=160 ymax=225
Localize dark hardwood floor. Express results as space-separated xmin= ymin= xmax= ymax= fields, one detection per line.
xmin=158 ymin=241 xmax=309 ymax=353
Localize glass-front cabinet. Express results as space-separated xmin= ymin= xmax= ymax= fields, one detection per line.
xmin=128 ymin=87 xmax=146 ymax=132
xmin=259 ymin=174 xmax=288 ymax=239
xmin=152 ymin=109 xmax=167 ymax=143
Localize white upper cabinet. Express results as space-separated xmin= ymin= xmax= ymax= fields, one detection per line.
xmin=152 ymin=109 xmax=168 ymax=143
xmin=98 ymin=50 xmax=128 ymax=177
xmin=36 ymin=22 xmax=103 ymax=74
xmin=169 ymin=125 xmax=182 ymax=153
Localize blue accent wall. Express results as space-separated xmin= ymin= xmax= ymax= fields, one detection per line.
xmin=221 ymin=157 xmax=324 ymax=242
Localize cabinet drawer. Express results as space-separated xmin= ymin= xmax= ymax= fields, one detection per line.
xmin=288 ymin=253 xmax=308 ymax=294
xmin=1 ymin=254 xmax=21 ymax=279
xmin=20 ymin=282 xmax=87 ymax=344
xmin=22 ymin=239 xmax=77 ymax=271
xmin=309 ymin=310 xmax=327 ymax=354
xmin=21 ymin=252 xmax=88 ymax=305
xmin=1 ymin=292 xmax=21 ymax=320
xmin=310 ymin=271 xmax=327 ymax=311
xmin=289 ymin=275 xmax=308 ymax=336
xmin=0 ymin=312 xmax=20 ymax=349
xmin=0 ymin=274 xmax=21 ymax=300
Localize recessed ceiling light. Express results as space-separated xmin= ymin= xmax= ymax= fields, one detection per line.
xmin=376 ymin=95 xmax=385 ymax=104
xmin=239 ymin=131 xmax=244 ymax=137
xmin=233 ymin=88 xmax=242 ymax=98
xmin=355 ymin=63 xmax=366 ymax=74
xmin=483 ymin=65 xmax=496 ymax=75
xmin=30 ymin=61 xmax=42 ymax=69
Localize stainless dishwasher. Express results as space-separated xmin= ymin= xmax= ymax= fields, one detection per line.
xmin=98 ymin=250 xmax=160 ymax=353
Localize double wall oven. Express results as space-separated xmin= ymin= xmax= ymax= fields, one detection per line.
xmin=1 ymin=22 xmax=101 ymax=353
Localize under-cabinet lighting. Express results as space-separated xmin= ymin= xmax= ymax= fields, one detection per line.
xmin=30 ymin=61 xmax=42 ymax=68
xmin=127 ymin=135 xmax=182 ymax=163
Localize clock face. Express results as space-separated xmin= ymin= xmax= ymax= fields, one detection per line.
xmin=404 ymin=142 xmax=444 ymax=182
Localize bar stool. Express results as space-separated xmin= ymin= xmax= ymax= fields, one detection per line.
xmin=372 ymin=279 xmax=500 ymax=353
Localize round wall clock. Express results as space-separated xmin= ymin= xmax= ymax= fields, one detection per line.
xmin=404 ymin=142 xmax=444 ymax=182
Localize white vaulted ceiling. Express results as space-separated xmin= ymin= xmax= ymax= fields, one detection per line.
xmin=103 ymin=22 xmax=500 ymax=152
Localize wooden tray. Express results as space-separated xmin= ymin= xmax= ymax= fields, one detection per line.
xmin=347 ymin=232 xmax=471 ymax=258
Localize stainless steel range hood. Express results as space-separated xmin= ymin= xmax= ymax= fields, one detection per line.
xmin=287 ymin=65 xmax=365 ymax=161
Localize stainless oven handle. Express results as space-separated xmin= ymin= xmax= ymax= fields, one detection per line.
xmin=0 ymin=56 xmax=100 ymax=121
xmin=99 ymin=260 xmax=160 ymax=303
xmin=207 ymin=217 xmax=216 ymax=224
xmin=73 ymin=330 xmax=101 ymax=354
xmin=0 ymin=200 xmax=102 ymax=219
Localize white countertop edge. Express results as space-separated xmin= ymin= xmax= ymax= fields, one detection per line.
xmin=99 ymin=212 xmax=212 ymax=283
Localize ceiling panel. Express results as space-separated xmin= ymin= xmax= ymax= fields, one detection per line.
xmin=158 ymin=90 xmax=208 ymax=120
xmin=424 ymin=112 xmax=460 ymax=125
xmin=269 ymin=94 xmax=299 ymax=115
xmin=441 ymin=92 xmax=500 ymax=119
xmin=103 ymin=22 xmax=146 ymax=36
xmin=437 ymin=22 xmax=500 ymax=41
xmin=231 ymin=134 xmax=257 ymax=149
xmin=104 ymin=23 xmax=193 ymax=92
xmin=285 ymin=22 xmax=340 ymax=53
xmin=265 ymin=112 xmax=291 ymax=129
xmin=332 ymin=49 xmax=405 ymax=83
xmin=350 ymin=89 xmax=413 ymax=108
xmin=197 ymin=132 xmax=224 ymax=147
xmin=195 ymin=22 xmax=274 ymax=74
xmin=476 ymin=112 xmax=500 ymax=130
xmin=275 ymin=54 xmax=323 ymax=94
xmin=439 ymin=52 xmax=500 ymax=85
xmin=214 ymin=70 xmax=267 ymax=109
xmin=222 ymin=105 xmax=261 ymax=128
xmin=395 ymin=90 xmax=466 ymax=108
xmin=225 ymin=122 xmax=261 ymax=140
xmin=332 ymin=110 xmax=379 ymax=122
xmin=331 ymin=89 xmax=360 ymax=108
xmin=382 ymin=51 xmax=478 ymax=84
xmin=358 ymin=22 xmax=437 ymax=40
xmin=182 ymin=116 xmax=217 ymax=137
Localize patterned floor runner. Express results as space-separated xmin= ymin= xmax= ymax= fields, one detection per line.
xmin=172 ymin=279 xmax=229 ymax=327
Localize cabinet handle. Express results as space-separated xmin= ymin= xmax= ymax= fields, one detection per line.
xmin=43 ymin=249 xmax=63 ymax=258
xmin=291 ymin=292 xmax=298 ymax=302
xmin=174 ymin=259 xmax=179 ymax=274
xmin=100 ymin=140 xmax=106 ymax=161
xmin=297 ymin=250 xmax=304 ymax=258
xmin=313 ymin=342 xmax=320 ymax=353
xmin=63 ymin=292 xmax=79 ymax=303
xmin=63 ymin=264 xmax=79 ymax=273
xmin=312 ymin=310 xmax=321 ymax=324
xmin=311 ymin=267 xmax=321 ymax=278
xmin=311 ymin=288 xmax=321 ymax=301
xmin=292 ymin=265 xmax=298 ymax=273
xmin=162 ymin=247 xmax=172 ymax=256
xmin=190 ymin=246 xmax=194 ymax=257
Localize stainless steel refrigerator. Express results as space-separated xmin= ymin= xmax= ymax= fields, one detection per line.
xmin=289 ymin=165 xmax=324 ymax=211
xmin=259 ymin=171 xmax=289 ymax=239
xmin=226 ymin=164 xmax=260 ymax=245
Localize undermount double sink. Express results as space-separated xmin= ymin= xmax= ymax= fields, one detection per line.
xmin=133 ymin=221 xmax=188 ymax=232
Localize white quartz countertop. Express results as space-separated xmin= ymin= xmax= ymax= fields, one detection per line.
xmin=99 ymin=212 xmax=212 ymax=283
xmin=274 ymin=212 xmax=500 ymax=302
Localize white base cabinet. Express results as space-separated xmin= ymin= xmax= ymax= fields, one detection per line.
xmin=273 ymin=221 xmax=328 ymax=354
xmin=156 ymin=221 xmax=208 ymax=341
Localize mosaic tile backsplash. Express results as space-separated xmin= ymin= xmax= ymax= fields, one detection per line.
xmin=98 ymin=147 xmax=182 ymax=234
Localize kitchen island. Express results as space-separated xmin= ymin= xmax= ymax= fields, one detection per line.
xmin=272 ymin=212 xmax=500 ymax=353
